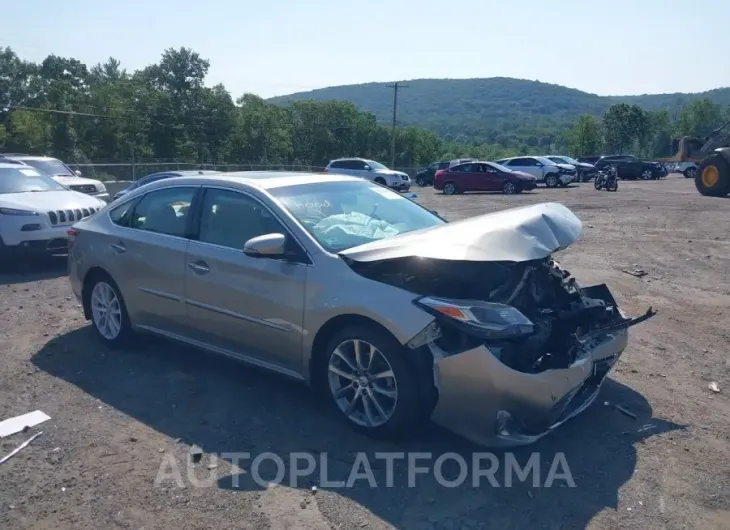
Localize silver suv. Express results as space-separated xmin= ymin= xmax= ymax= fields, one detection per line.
xmin=325 ymin=158 xmax=410 ymax=192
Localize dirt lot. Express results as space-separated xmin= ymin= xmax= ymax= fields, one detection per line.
xmin=1 ymin=175 xmax=729 ymax=530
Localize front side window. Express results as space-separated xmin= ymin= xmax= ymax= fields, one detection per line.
xmin=0 ymin=166 xmax=67 ymax=194
xmin=271 ymin=180 xmax=444 ymax=252
xmin=128 ymin=187 xmax=197 ymax=237
xmin=197 ymin=188 xmax=285 ymax=249
xmin=364 ymin=160 xmax=387 ymax=170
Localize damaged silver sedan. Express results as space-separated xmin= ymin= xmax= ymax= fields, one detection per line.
xmin=69 ymin=172 xmax=655 ymax=447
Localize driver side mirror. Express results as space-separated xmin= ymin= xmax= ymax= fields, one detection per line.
xmin=535 ymin=162 xmax=543 ymax=167
xmin=243 ymin=233 xmax=286 ymax=258
xmin=75 ymin=169 xmax=83 ymax=177
xmin=363 ymin=165 xmax=372 ymax=171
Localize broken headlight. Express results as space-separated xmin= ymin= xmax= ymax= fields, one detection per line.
xmin=414 ymin=296 xmax=534 ymax=340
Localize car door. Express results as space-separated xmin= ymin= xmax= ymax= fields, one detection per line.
xmin=507 ymin=158 xmax=542 ymax=180
xmin=450 ymin=163 xmax=475 ymax=191
xmin=349 ymin=160 xmax=370 ymax=180
xmin=183 ymin=187 xmax=308 ymax=375
xmin=104 ymin=185 xmax=199 ymax=335
xmin=474 ymin=163 xmax=501 ymax=191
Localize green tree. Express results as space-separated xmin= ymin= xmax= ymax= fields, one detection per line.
xmin=568 ymin=114 xmax=602 ymax=156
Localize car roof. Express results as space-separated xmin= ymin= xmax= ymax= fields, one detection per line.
xmin=328 ymin=157 xmax=378 ymax=164
xmin=137 ymin=171 xmax=361 ymax=193
xmin=0 ymin=162 xmax=27 ymax=169
xmin=3 ymin=154 xmax=59 ymax=161
xmin=143 ymin=170 xmax=220 ymax=177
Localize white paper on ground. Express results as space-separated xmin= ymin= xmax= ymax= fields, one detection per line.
xmin=0 ymin=410 xmax=51 ymax=438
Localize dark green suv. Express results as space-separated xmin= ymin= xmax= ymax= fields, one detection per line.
xmin=415 ymin=161 xmax=450 ymax=186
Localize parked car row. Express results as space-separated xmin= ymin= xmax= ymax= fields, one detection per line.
xmin=577 ymin=154 xmax=668 ymax=180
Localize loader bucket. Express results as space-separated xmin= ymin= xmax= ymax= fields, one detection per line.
xmin=661 ymin=136 xmax=705 ymax=163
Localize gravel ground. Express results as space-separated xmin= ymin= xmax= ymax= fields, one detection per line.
xmin=1 ymin=175 xmax=729 ymax=530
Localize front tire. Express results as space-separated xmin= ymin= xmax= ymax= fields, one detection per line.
xmin=640 ymin=169 xmax=653 ymax=180
xmin=695 ymin=154 xmax=730 ymax=197
xmin=321 ymin=326 xmax=424 ymax=439
xmin=502 ymin=181 xmax=517 ymax=194
xmin=545 ymin=174 xmax=559 ymax=188
xmin=684 ymin=167 xmax=698 ymax=179
xmin=88 ymin=275 xmax=133 ymax=346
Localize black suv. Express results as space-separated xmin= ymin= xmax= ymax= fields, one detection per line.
xmin=594 ymin=155 xmax=667 ymax=180
xmin=414 ymin=161 xmax=450 ymax=186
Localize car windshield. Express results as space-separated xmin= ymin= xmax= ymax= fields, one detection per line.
xmin=364 ymin=160 xmax=387 ymax=170
xmin=535 ymin=157 xmax=558 ymax=166
xmin=20 ymin=158 xmax=75 ymax=177
xmin=0 ymin=166 xmax=68 ymax=194
xmin=270 ymin=180 xmax=445 ymax=252
xmin=559 ymin=156 xmax=580 ymax=165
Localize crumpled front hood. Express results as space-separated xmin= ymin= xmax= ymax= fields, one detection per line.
xmin=375 ymin=169 xmax=408 ymax=178
xmin=340 ymin=202 xmax=582 ymax=263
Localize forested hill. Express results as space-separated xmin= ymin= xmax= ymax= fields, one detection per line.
xmin=269 ymin=78 xmax=730 ymax=139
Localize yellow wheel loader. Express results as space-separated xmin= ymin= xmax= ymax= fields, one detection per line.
xmin=663 ymin=119 xmax=730 ymax=196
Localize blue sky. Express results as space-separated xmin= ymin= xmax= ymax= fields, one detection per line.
xmin=3 ymin=0 xmax=728 ymax=99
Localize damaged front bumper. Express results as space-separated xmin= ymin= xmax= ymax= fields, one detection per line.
xmin=426 ymin=298 xmax=656 ymax=447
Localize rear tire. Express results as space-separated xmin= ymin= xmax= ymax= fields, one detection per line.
xmin=443 ymin=181 xmax=458 ymax=195
xmin=86 ymin=273 xmax=134 ymax=346
xmin=320 ymin=325 xmax=425 ymax=440
xmin=695 ymin=154 xmax=730 ymax=197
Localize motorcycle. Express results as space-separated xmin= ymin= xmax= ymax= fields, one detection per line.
xmin=594 ymin=166 xmax=618 ymax=191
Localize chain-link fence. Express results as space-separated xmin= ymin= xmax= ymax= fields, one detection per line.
xmin=65 ymin=160 xmax=425 ymax=183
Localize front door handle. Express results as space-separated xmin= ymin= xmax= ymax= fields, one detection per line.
xmin=188 ymin=261 xmax=210 ymax=274
xmin=111 ymin=242 xmax=126 ymax=253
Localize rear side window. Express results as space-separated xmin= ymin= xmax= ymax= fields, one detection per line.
xmin=109 ymin=199 xmax=139 ymax=227
xmin=129 ymin=187 xmax=197 ymax=237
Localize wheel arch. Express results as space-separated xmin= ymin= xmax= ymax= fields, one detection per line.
xmin=307 ymin=312 xmax=439 ymax=415
xmin=81 ymin=266 xmax=116 ymax=320
xmin=308 ymin=314 xmax=395 ymax=384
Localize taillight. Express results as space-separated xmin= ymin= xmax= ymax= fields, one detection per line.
xmin=67 ymin=228 xmax=78 ymax=250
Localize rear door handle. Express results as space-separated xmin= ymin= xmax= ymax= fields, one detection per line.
xmin=111 ymin=242 xmax=126 ymax=253
xmin=188 ymin=261 xmax=210 ymax=274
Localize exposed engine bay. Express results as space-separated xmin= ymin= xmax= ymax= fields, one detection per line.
xmin=347 ymin=256 xmax=656 ymax=374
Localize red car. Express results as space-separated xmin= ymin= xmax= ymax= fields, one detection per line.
xmin=434 ymin=161 xmax=537 ymax=195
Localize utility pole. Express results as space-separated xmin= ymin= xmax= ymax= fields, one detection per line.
xmin=386 ymin=82 xmax=407 ymax=167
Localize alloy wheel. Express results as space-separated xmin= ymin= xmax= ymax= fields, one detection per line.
xmin=91 ymin=281 xmax=123 ymax=340
xmin=503 ymin=182 xmax=516 ymax=194
xmin=328 ymin=339 xmax=398 ymax=428
xmin=443 ymin=183 xmax=457 ymax=195
xmin=641 ymin=169 xmax=653 ymax=180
